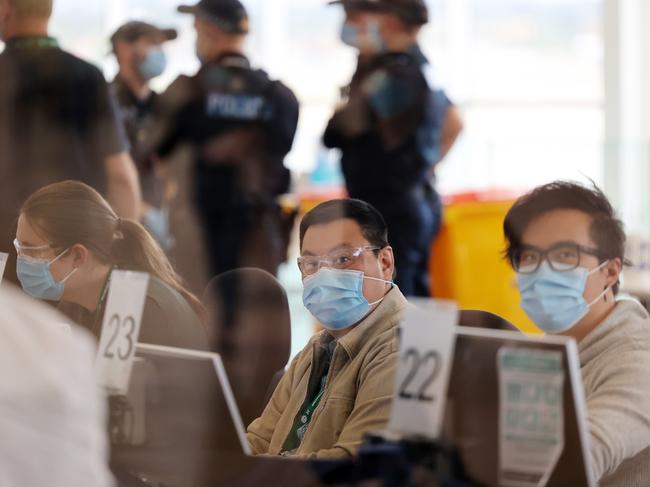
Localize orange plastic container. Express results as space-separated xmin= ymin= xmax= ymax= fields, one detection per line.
xmin=298 ymin=185 xmax=348 ymax=215
xmin=431 ymin=192 xmax=539 ymax=334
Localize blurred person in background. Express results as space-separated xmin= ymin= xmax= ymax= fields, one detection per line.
xmin=324 ymin=0 xmax=463 ymax=297
xmin=0 ymin=284 xmax=114 ymax=487
xmin=111 ymin=21 xmax=178 ymax=251
xmin=14 ymin=180 xmax=208 ymax=351
xmin=146 ymin=0 xmax=299 ymax=289
xmin=0 ymin=0 xmax=141 ymax=287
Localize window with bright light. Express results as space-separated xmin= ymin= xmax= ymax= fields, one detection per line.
xmin=15 ymin=0 xmax=601 ymax=196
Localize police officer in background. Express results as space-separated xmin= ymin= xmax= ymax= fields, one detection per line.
xmin=111 ymin=21 xmax=178 ymax=250
xmin=324 ymin=0 xmax=463 ymax=297
xmin=149 ymin=0 xmax=299 ymax=285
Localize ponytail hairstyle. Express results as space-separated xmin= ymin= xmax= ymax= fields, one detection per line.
xmin=21 ymin=181 xmax=205 ymax=320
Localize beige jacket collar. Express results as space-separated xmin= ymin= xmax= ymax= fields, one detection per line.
xmin=326 ymin=286 xmax=409 ymax=361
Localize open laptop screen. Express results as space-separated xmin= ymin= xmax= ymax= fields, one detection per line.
xmin=111 ymin=344 xmax=252 ymax=485
xmin=445 ymin=327 xmax=594 ymax=487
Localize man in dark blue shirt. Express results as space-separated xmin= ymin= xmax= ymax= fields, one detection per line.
xmin=324 ymin=0 xmax=463 ymax=297
xmin=149 ymin=0 xmax=300 ymax=286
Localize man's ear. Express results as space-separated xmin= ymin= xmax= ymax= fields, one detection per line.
xmin=114 ymin=41 xmax=130 ymax=65
xmin=605 ymin=258 xmax=623 ymax=288
xmin=379 ymin=245 xmax=395 ymax=280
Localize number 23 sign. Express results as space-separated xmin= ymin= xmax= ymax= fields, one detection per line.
xmin=387 ymin=298 xmax=458 ymax=440
xmin=95 ymin=271 xmax=150 ymax=395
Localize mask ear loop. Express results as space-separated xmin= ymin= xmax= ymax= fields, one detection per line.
xmin=48 ymin=248 xmax=78 ymax=284
xmin=363 ymin=275 xmax=394 ymax=306
xmin=364 ymin=275 xmax=394 ymax=285
xmin=59 ymin=267 xmax=78 ymax=284
xmin=588 ymin=285 xmax=610 ymax=307
xmin=48 ymin=247 xmax=71 ymax=266
xmin=587 ymin=260 xmax=612 ymax=306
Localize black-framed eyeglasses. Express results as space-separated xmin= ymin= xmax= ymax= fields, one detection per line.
xmin=512 ymin=243 xmax=602 ymax=274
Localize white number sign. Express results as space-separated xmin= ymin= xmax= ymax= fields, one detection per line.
xmin=387 ymin=298 xmax=458 ymax=439
xmin=95 ymin=271 xmax=150 ymax=395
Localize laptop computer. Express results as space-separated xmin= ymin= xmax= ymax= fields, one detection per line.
xmin=110 ymin=344 xmax=252 ymax=485
xmin=445 ymin=327 xmax=595 ymax=487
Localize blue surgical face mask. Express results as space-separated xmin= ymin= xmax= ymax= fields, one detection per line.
xmin=17 ymin=249 xmax=77 ymax=301
xmin=340 ymin=20 xmax=385 ymax=53
xmin=366 ymin=20 xmax=385 ymax=52
xmin=341 ymin=23 xmax=361 ymax=48
xmin=137 ymin=48 xmax=167 ymax=81
xmin=517 ymin=261 xmax=610 ymax=334
xmin=302 ymin=268 xmax=392 ymax=331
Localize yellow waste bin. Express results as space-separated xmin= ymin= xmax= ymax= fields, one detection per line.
xmin=430 ymin=192 xmax=539 ymax=334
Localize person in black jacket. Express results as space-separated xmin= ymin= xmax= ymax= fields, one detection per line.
xmin=147 ymin=0 xmax=300 ymax=286
xmin=325 ymin=0 xmax=463 ymax=297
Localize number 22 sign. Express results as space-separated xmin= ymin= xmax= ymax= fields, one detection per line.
xmin=387 ymin=298 xmax=458 ymax=440
xmin=95 ymin=271 xmax=150 ymax=395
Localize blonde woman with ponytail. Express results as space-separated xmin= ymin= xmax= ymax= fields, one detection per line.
xmin=13 ymin=181 xmax=208 ymax=351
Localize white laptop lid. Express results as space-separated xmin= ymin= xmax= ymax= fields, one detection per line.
xmin=135 ymin=343 xmax=252 ymax=456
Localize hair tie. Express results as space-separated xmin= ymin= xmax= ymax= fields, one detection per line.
xmin=114 ymin=218 xmax=125 ymax=240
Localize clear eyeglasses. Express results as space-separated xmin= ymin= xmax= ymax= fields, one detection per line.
xmin=297 ymin=245 xmax=380 ymax=276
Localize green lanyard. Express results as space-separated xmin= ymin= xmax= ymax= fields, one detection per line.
xmin=299 ymin=381 xmax=326 ymax=427
xmin=92 ymin=267 xmax=115 ymax=335
xmin=11 ymin=37 xmax=59 ymax=49
xmin=281 ymin=375 xmax=328 ymax=454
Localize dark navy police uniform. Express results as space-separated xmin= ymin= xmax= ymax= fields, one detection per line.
xmin=152 ymin=53 xmax=299 ymax=279
xmin=324 ymin=45 xmax=451 ymax=297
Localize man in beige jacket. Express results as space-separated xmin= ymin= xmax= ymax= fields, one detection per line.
xmin=504 ymin=181 xmax=650 ymax=486
xmin=247 ymin=199 xmax=408 ymax=458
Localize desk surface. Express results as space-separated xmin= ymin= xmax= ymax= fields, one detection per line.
xmin=112 ymin=448 xmax=321 ymax=487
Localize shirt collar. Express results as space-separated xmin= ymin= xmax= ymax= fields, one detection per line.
xmin=579 ymin=298 xmax=650 ymax=361
xmin=318 ymin=333 xmax=337 ymax=359
xmin=6 ymin=36 xmax=59 ymax=49
xmin=356 ymin=43 xmax=427 ymax=74
xmin=215 ymin=52 xmax=250 ymax=69
xmin=407 ymin=43 xmax=428 ymax=66
xmin=111 ymin=76 xmax=156 ymax=108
